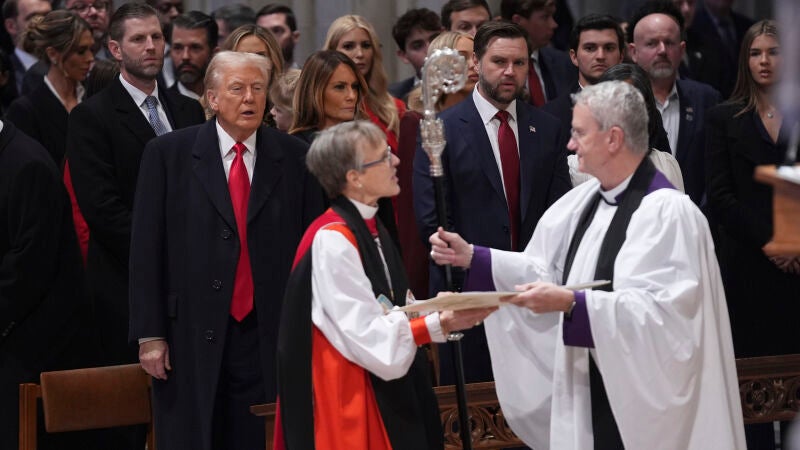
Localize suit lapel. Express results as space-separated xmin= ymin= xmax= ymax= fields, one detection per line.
xmin=675 ymin=81 xmax=695 ymax=166
xmin=247 ymin=126 xmax=283 ymax=223
xmin=158 ymin=85 xmax=179 ymax=128
xmin=192 ymin=120 xmax=236 ymax=229
xmin=516 ymin=103 xmax=542 ymax=222
xmin=538 ymin=50 xmax=557 ymax=101
xmin=110 ymin=78 xmax=157 ymax=147
xmin=458 ymin=99 xmax=505 ymax=203
xmin=0 ymin=121 xmax=17 ymax=157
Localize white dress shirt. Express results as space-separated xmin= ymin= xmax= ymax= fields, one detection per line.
xmin=119 ymin=74 xmax=173 ymax=134
xmin=472 ymin=87 xmax=520 ymax=199
xmin=216 ymin=121 xmax=256 ymax=183
xmin=655 ymin=82 xmax=680 ymax=155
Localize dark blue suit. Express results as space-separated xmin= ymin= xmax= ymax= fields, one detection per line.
xmin=688 ymin=6 xmax=753 ymax=99
xmin=674 ymin=78 xmax=721 ymax=206
xmin=539 ymin=47 xmax=578 ymax=103
xmin=388 ymin=76 xmax=415 ymax=103
xmin=413 ymin=94 xmax=571 ymax=383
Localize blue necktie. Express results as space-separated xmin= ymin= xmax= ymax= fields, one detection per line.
xmin=144 ymin=95 xmax=169 ymax=136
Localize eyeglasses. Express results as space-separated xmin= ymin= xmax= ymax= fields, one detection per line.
xmin=68 ymin=0 xmax=109 ymax=13
xmin=361 ymin=146 xmax=392 ymax=169
xmin=156 ymin=1 xmax=183 ymax=14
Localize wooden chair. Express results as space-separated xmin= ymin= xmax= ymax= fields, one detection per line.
xmin=18 ymin=364 xmax=156 ymax=450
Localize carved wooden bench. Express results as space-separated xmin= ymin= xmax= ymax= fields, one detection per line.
xmin=251 ymin=354 xmax=800 ymax=449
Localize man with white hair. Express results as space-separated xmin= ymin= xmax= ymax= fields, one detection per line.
xmin=430 ymin=81 xmax=745 ymax=449
xmin=129 ymin=51 xmax=323 ymax=450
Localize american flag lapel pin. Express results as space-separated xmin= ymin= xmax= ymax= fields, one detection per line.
xmin=529 ymin=125 xmax=536 ymax=133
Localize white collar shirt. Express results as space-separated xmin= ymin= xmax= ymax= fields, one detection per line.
xmin=119 ymin=74 xmax=173 ymax=134
xmin=472 ymin=86 xmax=520 ymax=197
xmin=217 ymin=120 xmax=257 ymax=183
xmin=655 ymin=82 xmax=680 ymax=155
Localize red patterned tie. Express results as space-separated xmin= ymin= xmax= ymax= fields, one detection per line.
xmin=528 ymin=58 xmax=546 ymax=107
xmin=229 ymin=142 xmax=253 ymax=321
xmin=495 ymin=110 xmax=520 ymax=251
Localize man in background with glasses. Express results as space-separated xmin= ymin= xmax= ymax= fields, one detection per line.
xmin=60 ymin=0 xmax=112 ymax=59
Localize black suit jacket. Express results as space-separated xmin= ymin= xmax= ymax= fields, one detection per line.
xmin=675 ymin=78 xmax=721 ymax=205
xmin=388 ymin=76 xmax=415 ymax=103
xmin=705 ymin=102 xmax=800 ymax=357
xmin=413 ymin=94 xmax=571 ymax=383
xmin=128 ymin=120 xmax=323 ymax=450
xmin=539 ymin=47 xmax=578 ymax=103
xmin=5 ymin=82 xmax=70 ymax=167
xmin=66 ymin=76 xmax=204 ymax=365
xmin=0 ymin=122 xmax=91 ymax=449
xmin=688 ymin=6 xmax=754 ymax=99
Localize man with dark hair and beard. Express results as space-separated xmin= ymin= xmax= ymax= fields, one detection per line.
xmin=66 ymin=2 xmax=204 ymax=375
xmin=413 ymin=20 xmax=570 ymax=385
xmin=169 ymin=10 xmax=217 ymax=100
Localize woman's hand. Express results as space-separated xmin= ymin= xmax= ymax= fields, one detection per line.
xmin=429 ymin=227 xmax=473 ymax=268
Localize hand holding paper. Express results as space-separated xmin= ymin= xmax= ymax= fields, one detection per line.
xmin=395 ymin=281 xmax=609 ymax=313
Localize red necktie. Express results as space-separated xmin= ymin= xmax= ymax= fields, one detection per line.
xmin=229 ymin=142 xmax=253 ymax=321
xmin=528 ymin=58 xmax=546 ymax=107
xmin=495 ymin=110 xmax=520 ymax=251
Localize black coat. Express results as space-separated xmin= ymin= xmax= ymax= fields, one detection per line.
xmin=539 ymin=47 xmax=578 ymax=103
xmin=128 ymin=120 xmax=324 ymax=450
xmin=66 ymin=77 xmax=205 ymax=365
xmin=688 ymin=6 xmax=754 ymax=99
xmin=705 ymin=102 xmax=800 ymax=357
xmin=674 ymin=78 xmax=721 ymax=205
xmin=5 ymin=81 xmax=70 ymax=167
xmin=0 ymin=122 xmax=91 ymax=449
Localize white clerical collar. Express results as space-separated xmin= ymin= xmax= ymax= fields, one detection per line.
xmin=119 ymin=73 xmax=160 ymax=107
xmin=348 ymin=197 xmax=378 ymax=219
xmin=216 ymin=120 xmax=257 ymax=158
xmin=599 ymin=173 xmax=634 ymax=204
xmin=472 ymin=86 xmax=518 ymax=126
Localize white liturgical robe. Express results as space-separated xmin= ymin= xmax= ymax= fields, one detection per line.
xmin=468 ymin=177 xmax=746 ymax=449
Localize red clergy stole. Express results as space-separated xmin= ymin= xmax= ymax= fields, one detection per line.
xmin=495 ymin=110 xmax=521 ymax=251
xmin=229 ymin=141 xmax=253 ymax=321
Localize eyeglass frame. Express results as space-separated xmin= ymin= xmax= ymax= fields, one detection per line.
xmin=360 ymin=145 xmax=392 ymax=169
xmin=155 ymin=1 xmax=183 ymax=14
xmin=68 ymin=0 xmax=109 ymax=13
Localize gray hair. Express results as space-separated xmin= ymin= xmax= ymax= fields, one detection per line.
xmin=306 ymin=121 xmax=386 ymax=198
xmin=204 ymin=51 xmax=270 ymax=93
xmin=571 ymin=80 xmax=649 ymax=155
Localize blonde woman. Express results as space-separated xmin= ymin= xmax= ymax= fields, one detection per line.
xmin=324 ymin=15 xmax=405 ymax=151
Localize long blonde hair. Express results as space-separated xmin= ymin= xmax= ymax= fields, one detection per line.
xmin=324 ymin=15 xmax=400 ymax=134
xmin=727 ymin=20 xmax=779 ymax=118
